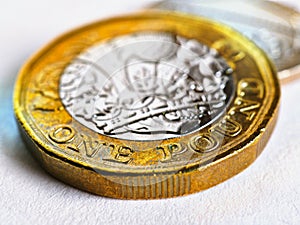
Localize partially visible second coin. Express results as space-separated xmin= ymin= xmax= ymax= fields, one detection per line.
xmin=152 ymin=0 xmax=300 ymax=81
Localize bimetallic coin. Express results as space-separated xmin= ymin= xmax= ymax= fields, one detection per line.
xmin=152 ymin=0 xmax=300 ymax=81
xmin=14 ymin=12 xmax=280 ymax=199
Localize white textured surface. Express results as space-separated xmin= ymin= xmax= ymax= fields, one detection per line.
xmin=0 ymin=1 xmax=299 ymax=225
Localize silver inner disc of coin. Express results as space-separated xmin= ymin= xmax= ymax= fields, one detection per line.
xmin=60 ymin=32 xmax=234 ymax=141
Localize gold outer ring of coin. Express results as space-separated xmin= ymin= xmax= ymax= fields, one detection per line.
xmin=14 ymin=11 xmax=280 ymax=199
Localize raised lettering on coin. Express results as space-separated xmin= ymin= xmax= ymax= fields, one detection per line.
xmin=49 ymin=125 xmax=76 ymax=144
